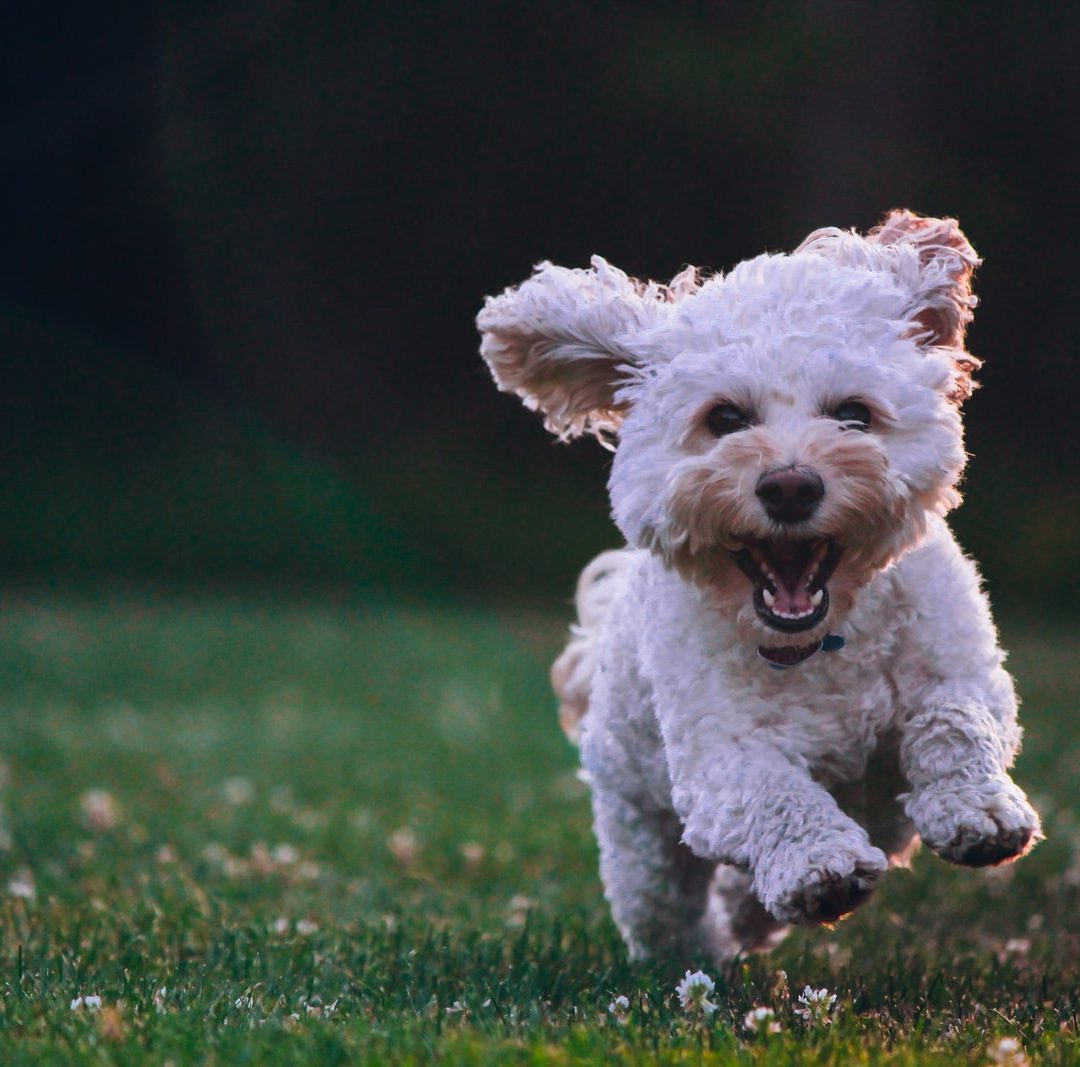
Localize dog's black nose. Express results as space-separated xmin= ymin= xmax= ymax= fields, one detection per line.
xmin=755 ymin=467 xmax=825 ymax=524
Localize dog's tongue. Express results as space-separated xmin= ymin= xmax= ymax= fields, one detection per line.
xmin=770 ymin=542 xmax=815 ymax=615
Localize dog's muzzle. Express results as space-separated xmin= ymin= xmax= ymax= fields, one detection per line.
xmin=731 ymin=537 xmax=843 ymax=633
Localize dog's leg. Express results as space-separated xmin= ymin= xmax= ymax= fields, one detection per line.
xmin=591 ymin=789 xmax=716 ymax=962
xmin=701 ymin=864 xmax=789 ymax=962
xmin=900 ymin=702 xmax=1042 ymax=866
xmin=890 ymin=533 xmax=1041 ymax=866
xmin=670 ymin=741 xmax=889 ymax=926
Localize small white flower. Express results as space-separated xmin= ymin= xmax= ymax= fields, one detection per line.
xmin=70 ymin=994 xmax=103 ymax=1012
xmin=222 ymin=777 xmax=255 ymax=805
xmin=271 ymin=843 xmax=299 ymax=866
xmin=987 ymin=1035 xmax=1030 ymax=1066
xmin=79 ymin=790 xmax=122 ymax=832
xmin=460 ymin=841 xmax=485 ymax=865
xmin=506 ymin=893 xmax=535 ymax=927
xmin=153 ymin=987 xmax=168 ymax=1013
xmin=675 ymin=970 xmax=717 ymax=1015
xmin=388 ymin=828 xmax=418 ymax=864
xmin=607 ymin=994 xmax=631 ymax=1023
xmin=442 ymin=997 xmax=473 ymax=1019
xmin=743 ymin=1005 xmax=782 ymax=1034
xmin=794 ymin=985 xmax=837 ymax=1025
xmin=296 ymin=860 xmax=321 ymax=882
xmin=304 ymin=998 xmax=338 ymax=1018
xmin=295 ymin=919 xmax=319 ymax=936
xmin=7 ymin=869 xmax=35 ymax=901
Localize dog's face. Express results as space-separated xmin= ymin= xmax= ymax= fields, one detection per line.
xmin=479 ymin=211 xmax=980 ymax=654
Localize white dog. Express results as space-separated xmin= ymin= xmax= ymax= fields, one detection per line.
xmin=477 ymin=211 xmax=1041 ymax=964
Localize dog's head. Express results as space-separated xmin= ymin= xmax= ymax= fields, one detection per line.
xmin=478 ymin=211 xmax=980 ymax=655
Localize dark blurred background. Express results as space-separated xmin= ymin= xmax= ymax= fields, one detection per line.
xmin=2 ymin=2 xmax=1076 ymax=604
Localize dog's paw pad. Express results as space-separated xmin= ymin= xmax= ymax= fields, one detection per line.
xmin=937 ymin=821 xmax=1037 ymax=868
xmin=771 ymin=857 xmax=885 ymax=926
xmin=912 ymin=783 xmax=1042 ymax=868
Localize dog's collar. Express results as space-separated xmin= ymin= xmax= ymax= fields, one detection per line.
xmin=758 ymin=633 xmax=846 ymax=670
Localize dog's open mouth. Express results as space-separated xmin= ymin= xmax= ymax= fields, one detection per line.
xmin=731 ymin=537 xmax=843 ymax=633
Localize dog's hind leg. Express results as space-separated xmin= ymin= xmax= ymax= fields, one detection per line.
xmin=591 ymin=791 xmax=716 ymax=962
xmin=701 ymin=865 xmax=789 ymax=963
xmin=551 ymin=550 xmax=635 ymax=744
xmin=592 ymin=792 xmax=787 ymax=965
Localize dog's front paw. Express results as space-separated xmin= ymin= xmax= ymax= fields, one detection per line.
xmin=759 ymin=843 xmax=888 ymax=926
xmin=907 ymin=779 xmax=1042 ymax=867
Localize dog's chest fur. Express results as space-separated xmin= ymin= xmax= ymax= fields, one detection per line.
xmin=587 ymin=534 xmax=945 ymax=811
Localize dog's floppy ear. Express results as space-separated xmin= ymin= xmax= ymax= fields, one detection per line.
xmin=798 ymin=210 xmax=981 ymax=401
xmin=866 ymin=209 xmax=980 ymax=350
xmin=477 ymin=256 xmax=668 ymax=441
xmin=868 ymin=210 xmax=981 ymax=402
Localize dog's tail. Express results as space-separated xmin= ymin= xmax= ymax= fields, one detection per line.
xmin=550 ymin=549 xmax=633 ymax=745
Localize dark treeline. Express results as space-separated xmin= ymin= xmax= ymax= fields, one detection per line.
xmin=1 ymin=3 xmax=1075 ymax=599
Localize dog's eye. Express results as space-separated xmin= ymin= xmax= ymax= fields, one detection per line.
xmin=830 ymin=400 xmax=872 ymax=430
xmin=705 ymin=403 xmax=750 ymax=437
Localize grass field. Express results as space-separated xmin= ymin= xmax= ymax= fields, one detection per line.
xmin=0 ymin=591 xmax=1077 ymax=1064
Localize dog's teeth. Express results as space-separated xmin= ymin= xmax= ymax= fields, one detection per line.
xmin=810 ymin=589 xmax=824 ymax=607
xmin=762 ymin=588 xmax=776 ymax=608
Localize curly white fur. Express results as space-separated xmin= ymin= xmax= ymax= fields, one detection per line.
xmin=477 ymin=211 xmax=1041 ymax=964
